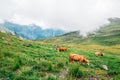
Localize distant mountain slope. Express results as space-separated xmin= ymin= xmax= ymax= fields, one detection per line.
xmin=0 ymin=21 xmax=64 ymax=40
xmin=39 ymin=31 xmax=82 ymax=43
xmin=0 ymin=26 xmax=18 ymax=37
xmin=88 ymin=18 xmax=120 ymax=45
xmin=55 ymin=31 xmax=82 ymax=43
xmin=40 ymin=18 xmax=120 ymax=46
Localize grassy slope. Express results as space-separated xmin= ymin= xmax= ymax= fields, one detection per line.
xmin=88 ymin=22 xmax=120 ymax=45
xmin=0 ymin=32 xmax=120 ymax=80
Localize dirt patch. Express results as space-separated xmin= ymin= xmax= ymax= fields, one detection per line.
xmin=58 ymin=67 xmax=68 ymax=78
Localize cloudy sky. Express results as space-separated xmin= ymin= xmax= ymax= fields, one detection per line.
xmin=0 ymin=0 xmax=120 ymax=35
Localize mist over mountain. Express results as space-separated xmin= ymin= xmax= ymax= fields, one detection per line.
xmin=40 ymin=17 xmax=120 ymax=46
xmin=0 ymin=21 xmax=64 ymax=40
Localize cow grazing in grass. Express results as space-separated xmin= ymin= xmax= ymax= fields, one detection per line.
xmin=57 ymin=47 xmax=68 ymax=52
xmin=54 ymin=44 xmax=68 ymax=52
xmin=95 ymin=51 xmax=104 ymax=56
xmin=69 ymin=54 xmax=89 ymax=65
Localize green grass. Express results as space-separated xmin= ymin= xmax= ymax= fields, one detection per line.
xmin=0 ymin=32 xmax=120 ymax=80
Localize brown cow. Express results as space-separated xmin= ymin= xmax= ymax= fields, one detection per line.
xmin=57 ymin=47 xmax=68 ymax=52
xmin=69 ymin=54 xmax=89 ymax=65
xmin=54 ymin=45 xmax=68 ymax=52
xmin=95 ymin=51 xmax=104 ymax=56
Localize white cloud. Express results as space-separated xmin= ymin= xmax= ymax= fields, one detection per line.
xmin=0 ymin=19 xmax=4 ymax=23
xmin=0 ymin=0 xmax=120 ymax=35
xmin=9 ymin=14 xmax=48 ymax=29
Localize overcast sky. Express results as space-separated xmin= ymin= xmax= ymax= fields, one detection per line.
xmin=0 ymin=0 xmax=120 ymax=35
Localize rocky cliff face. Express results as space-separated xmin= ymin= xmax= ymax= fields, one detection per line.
xmin=0 ymin=26 xmax=17 ymax=36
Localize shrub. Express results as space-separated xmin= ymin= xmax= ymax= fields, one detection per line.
xmin=0 ymin=69 xmax=15 ymax=80
xmin=12 ymin=62 xmax=20 ymax=71
xmin=32 ymin=61 xmax=53 ymax=72
xmin=47 ymin=63 xmax=53 ymax=71
xmin=68 ymin=64 xmax=86 ymax=78
xmin=57 ymin=61 xmax=64 ymax=68
xmin=12 ymin=58 xmax=22 ymax=71
xmin=108 ymin=71 xmax=119 ymax=76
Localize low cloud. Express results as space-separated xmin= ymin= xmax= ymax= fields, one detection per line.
xmin=0 ymin=0 xmax=120 ymax=35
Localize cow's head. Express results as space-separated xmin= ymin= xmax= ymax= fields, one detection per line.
xmin=83 ymin=59 xmax=89 ymax=65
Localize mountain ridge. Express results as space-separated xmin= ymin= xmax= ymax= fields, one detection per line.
xmin=0 ymin=21 xmax=64 ymax=40
xmin=0 ymin=26 xmax=19 ymax=37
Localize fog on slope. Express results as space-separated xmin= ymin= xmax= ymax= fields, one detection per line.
xmin=0 ymin=0 xmax=120 ymax=36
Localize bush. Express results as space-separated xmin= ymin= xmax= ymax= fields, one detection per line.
xmin=68 ymin=64 xmax=86 ymax=78
xmin=12 ymin=62 xmax=20 ymax=71
xmin=108 ymin=71 xmax=119 ymax=76
xmin=32 ymin=61 xmax=53 ymax=72
xmin=47 ymin=63 xmax=53 ymax=71
xmin=12 ymin=58 xmax=22 ymax=71
xmin=57 ymin=61 xmax=64 ymax=68
xmin=0 ymin=69 xmax=15 ymax=80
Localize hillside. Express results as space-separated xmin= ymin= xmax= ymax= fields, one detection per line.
xmin=0 ymin=32 xmax=120 ymax=79
xmin=0 ymin=21 xmax=64 ymax=40
xmin=87 ymin=20 xmax=120 ymax=45
xmin=40 ymin=18 xmax=120 ymax=46
xmin=39 ymin=31 xmax=82 ymax=44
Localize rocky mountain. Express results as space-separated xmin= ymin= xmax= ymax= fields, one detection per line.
xmin=0 ymin=21 xmax=64 ymax=40
xmin=0 ymin=26 xmax=18 ymax=37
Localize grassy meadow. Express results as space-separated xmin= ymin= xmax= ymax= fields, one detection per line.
xmin=0 ymin=32 xmax=120 ymax=80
